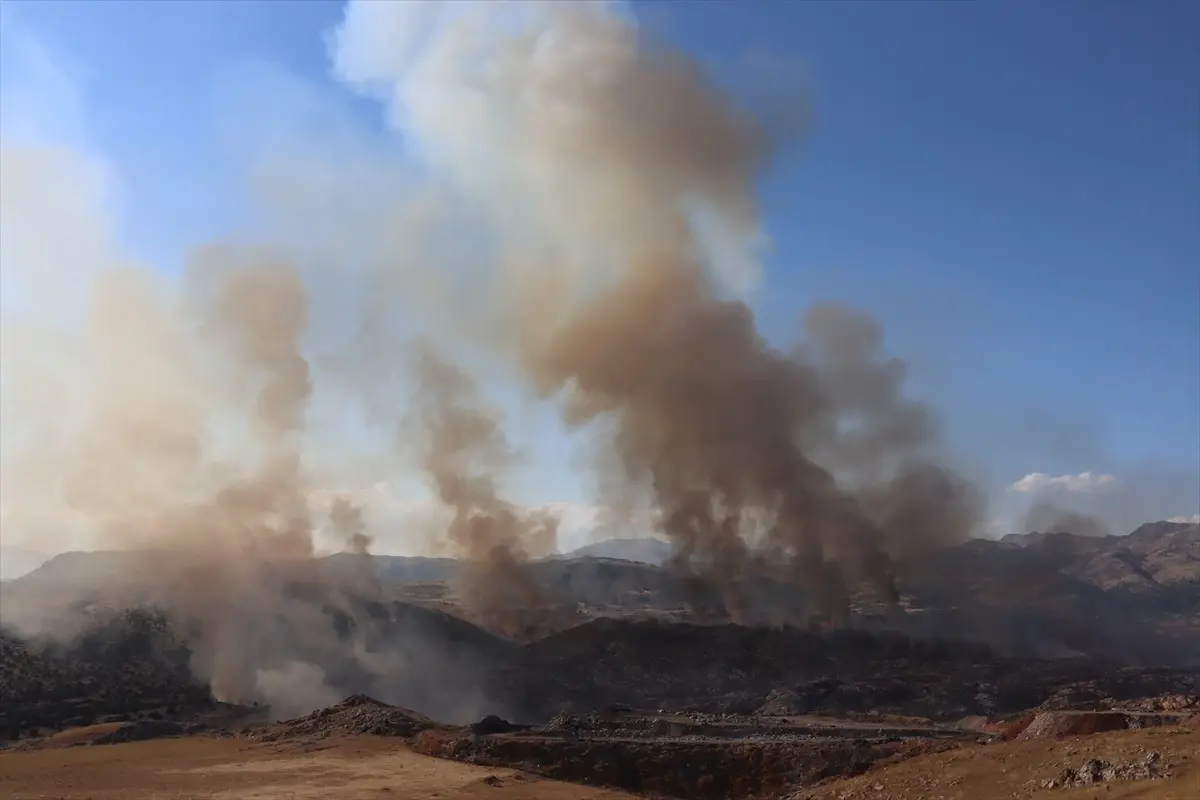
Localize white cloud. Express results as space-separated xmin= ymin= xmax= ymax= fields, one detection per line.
xmin=1007 ymin=471 xmax=1117 ymax=494
xmin=1167 ymin=514 xmax=1200 ymax=524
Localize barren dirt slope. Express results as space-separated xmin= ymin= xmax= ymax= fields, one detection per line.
xmin=0 ymin=735 xmax=639 ymax=800
xmin=792 ymin=726 xmax=1200 ymax=800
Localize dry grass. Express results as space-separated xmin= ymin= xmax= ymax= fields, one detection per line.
xmin=0 ymin=735 xmax=639 ymax=800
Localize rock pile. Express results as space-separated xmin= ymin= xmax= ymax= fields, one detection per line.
xmin=1041 ymin=750 xmax=1170 ymax=789
xmin=1113 ymin=693 xmax=1200 ymax=713
xmin=469 ymin=715 xmax=526 ymax=735
xmin=1038 ymin=675 xmax=1200 ymax=712
xmin=251 ymin=695 xmax=439 ymax=742
xmin=1015 ymin=711 xmax=1134 ymax=741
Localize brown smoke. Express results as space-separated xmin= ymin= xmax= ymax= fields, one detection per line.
xmin=101 ymin=249 xmax=322 ymax=703
xmin=0 ymin=237 xmax=333 ymax=704
xmin=0 ymin=0 xmax=985 ymax=715
xmin=327 ymin=1 xmax=981 ymax=619
xmin=518 ymin=257 xmax=978 ymax=619
xmin=409 ymin=345 xmax=558 ymax=633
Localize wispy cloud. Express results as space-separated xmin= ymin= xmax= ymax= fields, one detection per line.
xmin=1167 ymin=514 xmax=1200 ymax=524
xmin=1007 ymin=471 xmax=1117 ymax=494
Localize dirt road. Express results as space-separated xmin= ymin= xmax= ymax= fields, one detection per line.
xmin=0 ymin=735 xmax=638 ymax=800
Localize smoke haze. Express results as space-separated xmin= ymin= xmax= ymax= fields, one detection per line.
xmin=1 ymin=0 xmax=982 ymax=716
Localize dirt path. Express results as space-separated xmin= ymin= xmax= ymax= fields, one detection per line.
xmin=0 ymin=736 xmax=638 ymax=800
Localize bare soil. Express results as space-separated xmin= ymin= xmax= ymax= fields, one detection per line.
xmin=789 ymin=726 xmax=1200 ymax=800
xmin=0 ymin=735 xmax=639 ymax=800
xmin=3 ymin=709 xmax=1197 ymax=799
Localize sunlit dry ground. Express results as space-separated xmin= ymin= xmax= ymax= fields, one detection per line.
xmin=4 ymin=726 xmax=1199 ymax=800
xmin=0 ymin=735 xmax=639 ymax=800
xmin=793 ymin=726 xmax=1200 ymax=800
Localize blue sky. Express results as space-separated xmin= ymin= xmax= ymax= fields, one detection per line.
xmin=2 ymin=0 xmax=1197 ymax=541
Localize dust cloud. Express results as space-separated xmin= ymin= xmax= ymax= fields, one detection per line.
xmin=0 ymin=0 xmax=981 ymax=716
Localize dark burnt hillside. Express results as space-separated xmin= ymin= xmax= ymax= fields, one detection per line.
xmin=0 ymin=607 xmax=212 ymax=738
xmin=489 ymin=618 xmax=1200 ymax=723
xmin=2 ymin=521 xmax=1196 ymax=733
xmin=894 ymin=522 xmax=1200 ymax=665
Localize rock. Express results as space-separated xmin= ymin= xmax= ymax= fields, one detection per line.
xmin=250 ymin=695 xmax=438 ymax=742
xmin=1016 ymin=712 xmax=1133 ymax=741
xmin=470 ymin=715 xmax=521 ymax=735
xmin=1041 ymin=750 xmax=1170 ymax=789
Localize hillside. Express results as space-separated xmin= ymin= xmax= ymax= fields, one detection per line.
xmin=3 ymin=522 xmax=1197 ymax=667
xmin=896 ymin=521 xmax=1200 ymax=664
xmin=553 ymin=538 xmax=677 ymax=566
xmin=1000 ymin=521 xmax=1200 ymax=589
xmin=0 ymin=547 xmax=50 ymax=582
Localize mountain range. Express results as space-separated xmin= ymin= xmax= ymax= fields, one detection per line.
xmin=2 ymin=521 xmax=1196 ymax=665
xmin=0 ymin=538 xmax=673 ymax=584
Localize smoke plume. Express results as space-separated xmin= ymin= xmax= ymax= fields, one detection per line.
xmin=409 ymin=345 xmax=558 ymax=633
xmin=0 ymin=0 xmax=982 ymax=715
xmin=332 ymin=0 xmax=981 ymax=617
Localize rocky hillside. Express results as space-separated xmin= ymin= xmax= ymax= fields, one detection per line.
xmin=552 ymin=537 xmax=676 ymax=566
xmin=1002 ymin=521 xmax=1199 ymax=590
xmin=893 ymin=521 xmax=1200 ymax=664
xmin=0 ymin=607 xmax=212 ymax=738
xmin=488 ymin=618 xmax=1200 ymax=723
xmin=4 ymin=522 xmax=1197 ymax=669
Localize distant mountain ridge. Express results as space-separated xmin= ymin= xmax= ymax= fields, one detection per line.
xmin=553 ymin=537 xmax=676 ymax=566
xmin=10 ymin=523 xmax=1195 ymax=590
xmin=4 ymin=522 xmax=1196 ymax=665
xmin=997 ymin=521 xmax=1199 ymax=590
xmin=0 ymin=546 xmax=50 ymax=581
xmin=7 ymin=536 xmax=678 ymax=590
xmin=896 ymin=520 xmax=1200 ymax=665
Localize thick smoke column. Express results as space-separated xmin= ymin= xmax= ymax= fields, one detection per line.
xmin=85 ymin=249 xmax=326 ymax=704
xmin=333 ymin=0 xmax=982 ymax=617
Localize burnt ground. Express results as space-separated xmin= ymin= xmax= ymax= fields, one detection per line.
xmin=408 ymin=707 xmax=980 ymax=799
xmin=4 ymin=609 xmax=1198 ymax=737
xmin=485 ymin=618 xmax=1200 ymax=723
xmin=0 ymin=607 xmax=214 ymax=741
